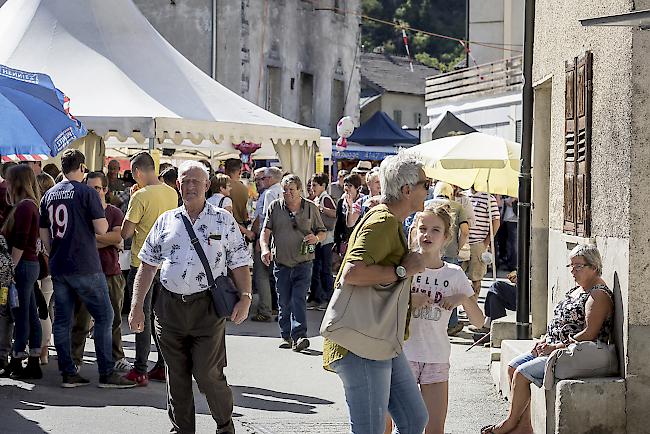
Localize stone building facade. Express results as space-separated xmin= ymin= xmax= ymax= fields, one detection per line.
xmin=132 ymin=0 xmax=361 ymax=137
xmin=530 ymin=1 xmax=650 ymax=432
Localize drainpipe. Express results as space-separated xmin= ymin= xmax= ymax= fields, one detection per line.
xmin=516 ymin=0 xmax=534 ymax=340
xmin=211 ymin=0 xmax=217 ymax=80
xmin=465 ymin=0 xmax=470 ymax=68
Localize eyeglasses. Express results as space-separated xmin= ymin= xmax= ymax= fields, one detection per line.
xmin=566 ymin=263 xmax=590 ymax=271
xmin=415 ymin=179 xmax=432 ymax=190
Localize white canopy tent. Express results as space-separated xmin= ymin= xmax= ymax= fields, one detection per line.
xmin=0 ymin=0 xmax=321 ymax=180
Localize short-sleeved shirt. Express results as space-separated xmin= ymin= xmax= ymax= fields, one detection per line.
xmin=403 ymin=263 xmax=474 ymax=364
xmin=125 ymin=183 xmax=179 ymax=268
xmin=7 ymin=199 xmax=40 ymax=261
xmin=207 ymin=193 xmax=233 ymax=210
xmin=39 ymin=180 xmax=105 ymax=276
xmin=468 ymin=192 xmax=500 ymax=245
xmin=262 ymin=183 xmax=283 ymax=217
xmin=230 ymin=179 xmax=249 ymax=225
xmin=323 ymin=204 xmax=408 ymax=370
xmin=138 ymin=202 xmax=251 ymax=295
xmin=99 ymin=204 xmax=124 ymax=276
xmin=263 ymin=198 xmax=326 ymax=267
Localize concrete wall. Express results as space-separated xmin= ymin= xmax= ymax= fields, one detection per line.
xmin=377 ymin=93 xmax=426 ymax=129
xmin=133 ymin=0 xmax=361 ymax=137
xmin=469 ymin=0 xmax=523 ymax=65
xmin=534 ymin=1 xmax=650 ymax=432
xmin=132 ymin=0 xmax=214 ymax=76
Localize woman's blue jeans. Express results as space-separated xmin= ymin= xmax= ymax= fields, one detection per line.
xmin=331 ymin=351 xmax=428 ymax=434
xmin=12 ymin=260 xmax=41 ymax=358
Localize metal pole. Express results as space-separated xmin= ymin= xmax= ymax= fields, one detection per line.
xmin=487 ymin=174 xmax=497 ymax=283
xmin=465 ymin=0 xmax=470 ymax=68
xmin=516 ymin=0 xmax=535 ymax=340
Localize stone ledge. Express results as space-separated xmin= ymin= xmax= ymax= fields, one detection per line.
xmin=497 ymin=340 xmax=626 ymax=433
xmin=491 ymin=313 xmax=531 ymax=348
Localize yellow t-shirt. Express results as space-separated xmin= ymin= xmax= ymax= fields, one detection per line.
xmin=322 ymin=204 xmax=408 ymax=371
xmin=125 ymin=183 xmax=179 ymax=267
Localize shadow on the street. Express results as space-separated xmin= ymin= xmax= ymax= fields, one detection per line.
xmin=0 ymin=394 xmax=48 ymax=433
xmin=231 ymin=385 xmax=333 ymax=414
xmin=226 ymin=310 xmax=325 ymax=339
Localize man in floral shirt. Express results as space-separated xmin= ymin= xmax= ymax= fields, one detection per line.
xmin=129 ymin=161 xmax=251 ymax=434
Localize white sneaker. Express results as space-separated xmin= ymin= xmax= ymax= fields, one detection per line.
xmin=114 ymin=358 xmax=133 ymax=372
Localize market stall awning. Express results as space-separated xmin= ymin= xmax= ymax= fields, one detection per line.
xmin=348 ymin=111 xmax=418 ymax=147
xmin=0 ymin=0 xmax=320 ymax=157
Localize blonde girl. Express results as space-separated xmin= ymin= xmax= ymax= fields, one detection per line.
xmin=404 ymin=204 xmax=485 ymax=434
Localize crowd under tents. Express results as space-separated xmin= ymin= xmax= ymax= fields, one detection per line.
xmin=0 ymin=0 xmax=322 ymax=183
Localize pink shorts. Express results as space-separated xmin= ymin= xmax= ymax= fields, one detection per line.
xmin=408 ymin=361 xmax=450 ymax=384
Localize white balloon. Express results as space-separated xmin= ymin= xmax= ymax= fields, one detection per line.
xmin=336 ymin=116 xmax=355 ymax=138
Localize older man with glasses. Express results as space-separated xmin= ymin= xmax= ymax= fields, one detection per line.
xmin=260 ymin=174 xmax=326 ymax=352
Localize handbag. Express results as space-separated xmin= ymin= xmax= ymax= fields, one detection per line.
xmin=542 ymin=340 xmax=618 ymax=389
xmin=320 ymin=207 xmax=412 ymax=361
xmin=180 ymin=215 xmax=240 ymax=318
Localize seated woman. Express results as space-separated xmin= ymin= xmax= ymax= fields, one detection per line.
xmin=482 ymin=244 xmax=613 ymax=434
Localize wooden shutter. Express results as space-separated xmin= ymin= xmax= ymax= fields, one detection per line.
xmin=563 ymin=61 xmax=577 ymax=233
xmin=563 ymin=52 xmax=592 ymax=236
xmin=575 ymin=52 xmax=592 ymax=236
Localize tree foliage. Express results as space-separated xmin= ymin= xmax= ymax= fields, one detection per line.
xmin=361 ymin=0 xmax=467 ymax=71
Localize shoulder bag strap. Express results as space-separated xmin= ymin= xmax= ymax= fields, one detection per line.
xmin=218 ymin=196 xmax=225 ymax=208
xmin=180 ymin=214 xmax=216 ymax=289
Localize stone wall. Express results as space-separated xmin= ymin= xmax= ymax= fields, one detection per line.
xmin=133 ymin=0 xmax=361 ymax=137
xmin=534 ymin=1 xmax=650 ymax=432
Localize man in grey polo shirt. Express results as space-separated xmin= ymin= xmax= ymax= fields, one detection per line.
xmin=261 ymin=174 xmax=326 ymax=352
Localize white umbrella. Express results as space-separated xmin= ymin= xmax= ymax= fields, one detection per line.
xmin=408 ymin=132 xmax=522 ymax=281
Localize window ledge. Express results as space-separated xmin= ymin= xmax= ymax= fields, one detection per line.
xmin=562 ymin=233 xmax=596 ymax=248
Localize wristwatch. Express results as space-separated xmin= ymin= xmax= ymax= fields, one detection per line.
xmin=241 ymin=292 xmax=253 ymax=301
xmin=395 ymin=265 xmax=407 ymax=280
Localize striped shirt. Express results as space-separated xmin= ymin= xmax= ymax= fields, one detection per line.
xmin=468 ymin=192 xmax=500 ymax=245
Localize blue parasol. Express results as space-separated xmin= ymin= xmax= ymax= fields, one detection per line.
xmin=0 ymin=64 xmax=87 ymax=157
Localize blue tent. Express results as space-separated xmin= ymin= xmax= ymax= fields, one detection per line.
xmin=347 ymin=111 xmax=418 ymax=146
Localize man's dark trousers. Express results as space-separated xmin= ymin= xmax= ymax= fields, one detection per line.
xmin=154 ymin=288 xmax=234 ymax=433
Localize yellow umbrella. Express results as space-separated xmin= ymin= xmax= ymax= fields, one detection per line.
xmin=409 ymin=132 xmax=521 ymax=197
xmin=408 ymin=132 xmax=522 ymax=281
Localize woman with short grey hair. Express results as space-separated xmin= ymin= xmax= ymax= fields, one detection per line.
xmin=323 ymin=152 xmax=430 ymax=433
xmin=482 ymin=244 xmax=613 ymax=434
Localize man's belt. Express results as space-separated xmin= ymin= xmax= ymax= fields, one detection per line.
xmin=162 ymin=287 xmax=210 ymax=303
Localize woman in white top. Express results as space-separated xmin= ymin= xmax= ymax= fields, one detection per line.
xmin=207 ymin=173 xmax=233 ymax=214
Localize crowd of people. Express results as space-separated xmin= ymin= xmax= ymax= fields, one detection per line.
xmin=0 ymin=148 xmax=589 ymax=434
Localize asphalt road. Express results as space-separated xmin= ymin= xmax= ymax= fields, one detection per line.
xmin=1 ymin=280 xmax=507 ymax=434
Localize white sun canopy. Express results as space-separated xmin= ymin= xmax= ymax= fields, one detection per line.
xmin=0 ymin=0 xmax=321 ymax=165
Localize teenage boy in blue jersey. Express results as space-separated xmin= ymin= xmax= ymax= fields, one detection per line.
xmin=39 ymin=149 xmax=135 ymax=389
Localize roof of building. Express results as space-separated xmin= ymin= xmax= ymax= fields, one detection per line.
xmin=360 ymin=52 xmax=439 ymax=96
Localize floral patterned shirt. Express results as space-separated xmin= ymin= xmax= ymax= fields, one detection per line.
xmin=546 ymin=284 xmax=613 ymax=344
xmin=138 ymin=202 xmax=251 ymax=295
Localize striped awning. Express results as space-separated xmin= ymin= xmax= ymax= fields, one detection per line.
xmin=1 ymin=154 xmax=49 ymax=162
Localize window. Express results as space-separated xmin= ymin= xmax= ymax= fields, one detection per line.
xmin=330 ymin=79 xmax=345 ymax=135
xmin=414 ymin=113 xmax=422 ymax=127
xmin=265 ymin=66 xmax=281 ymax=115
xmin=393 ymin=110 xmax=402 ymax=127
xmin=299 ymin=73 xmax=314 ymax=127
xmin=515 ymin=120 xmax=522 ymax=143
xmin=563 ymin=51 xmax=592 ymax=237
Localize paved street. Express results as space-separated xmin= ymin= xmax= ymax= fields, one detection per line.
xmin=1 ymin=280 xmax=507 ymax=434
